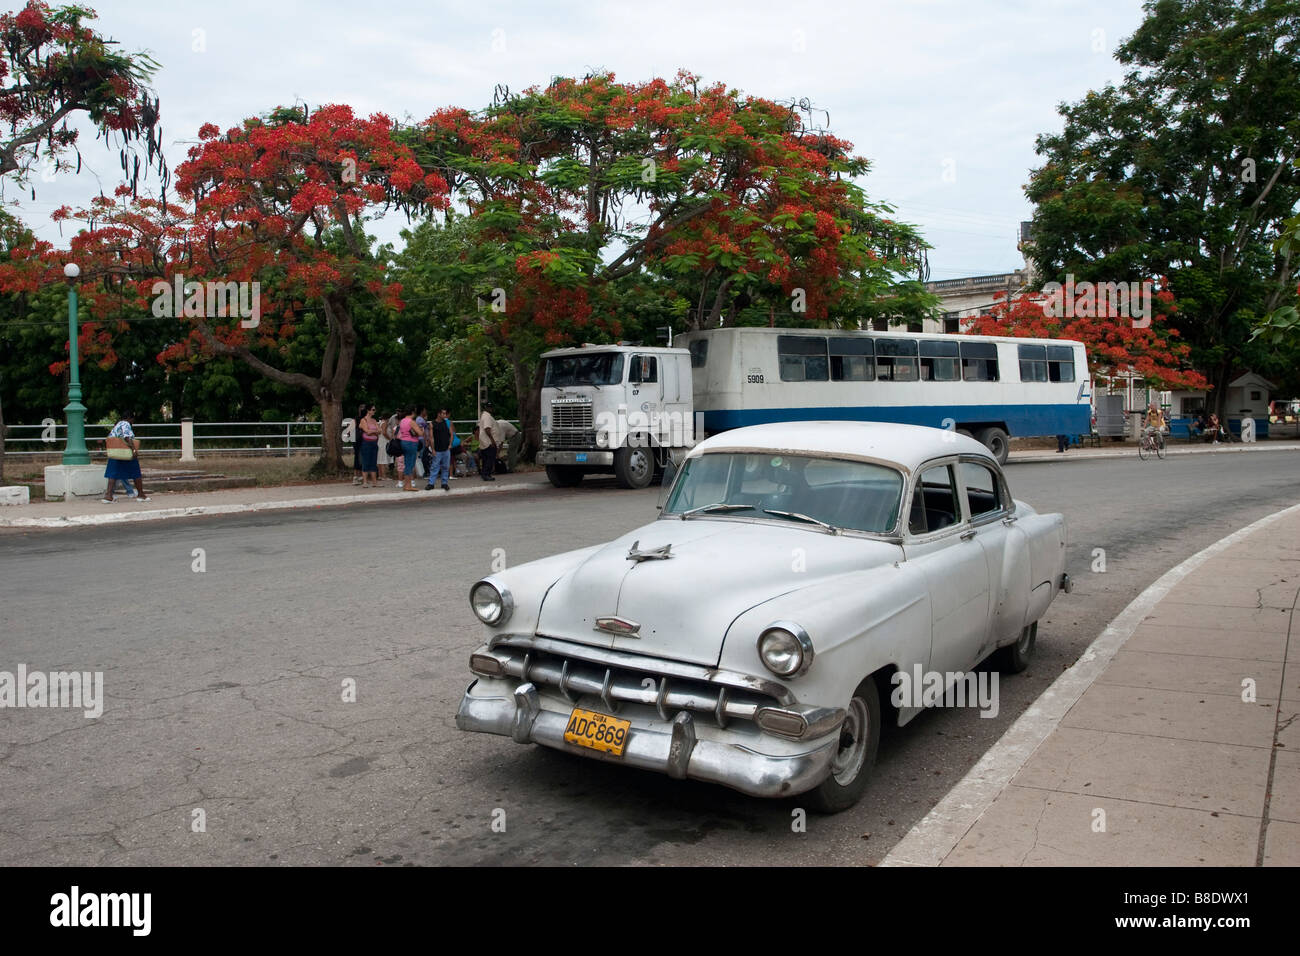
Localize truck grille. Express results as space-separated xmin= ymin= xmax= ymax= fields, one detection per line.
xmin=484 ymin=639 xmax=782 ymax=729
xmin=547 ymin=399 xmax=595 ymax=449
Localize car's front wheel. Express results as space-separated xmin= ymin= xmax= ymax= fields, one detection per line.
xmin=806 ymin=677 xmax=881 ymax=813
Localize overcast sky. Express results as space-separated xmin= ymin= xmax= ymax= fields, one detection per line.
xmin=6 ymin=0 xmax=1148 ymax=280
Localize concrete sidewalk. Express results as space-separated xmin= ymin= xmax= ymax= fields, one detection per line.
xmin=0 ymin=470 xmax=553 ymax=530
xmin=884 ymin=502 xmax=1300 ymax=867
xmin=1009 ymin=437 xmax=1300 ymax=464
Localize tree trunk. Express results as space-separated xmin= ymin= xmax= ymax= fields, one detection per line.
xmin=1211 ymin=359 xmax=1235 ymax=419
xmin=318 ymin=395 xmax=345 ymax=474
xmin=513 ymin=353 xmax=544 ymax=462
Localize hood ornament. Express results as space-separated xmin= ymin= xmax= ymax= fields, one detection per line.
xmin=627 ymin=540 xmax=673 ymax=563
xmin=594 ymin=616 xmax=641 ymax=637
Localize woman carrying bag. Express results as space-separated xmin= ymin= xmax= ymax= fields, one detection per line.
xmin=102 ymin=413 xmax=149 ymax=502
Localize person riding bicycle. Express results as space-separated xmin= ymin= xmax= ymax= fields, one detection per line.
xmin=1143 ymin=402 xmax=1167 ymax=445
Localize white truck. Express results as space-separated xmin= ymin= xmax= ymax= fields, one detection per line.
xmin=537 ymin=344 xmax=696 ymax=489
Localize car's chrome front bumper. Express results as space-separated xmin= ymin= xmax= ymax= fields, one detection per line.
xmin=456 ymin=678 xmax=839 ymax=798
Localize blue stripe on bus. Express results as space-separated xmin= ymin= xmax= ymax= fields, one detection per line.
xmin=701 ymin=403 xmax=1091 ymax=437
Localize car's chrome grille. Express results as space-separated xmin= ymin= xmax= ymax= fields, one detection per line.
xmin=485 ymin=642 xmax=781 ymax=729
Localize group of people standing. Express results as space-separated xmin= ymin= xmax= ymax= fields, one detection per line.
xmin=352 ymin=402 xmax=518 ymax=491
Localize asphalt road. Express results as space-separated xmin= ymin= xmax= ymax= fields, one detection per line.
xmin=1 ymin=451 xmax=1296 ymax=866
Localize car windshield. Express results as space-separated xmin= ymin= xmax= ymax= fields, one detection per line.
xmin=544 ymin=353 xmax=625 ymax=387
xmin=663 ymin=453 xmax=905 ymax=534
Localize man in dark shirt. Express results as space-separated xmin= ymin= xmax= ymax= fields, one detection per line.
xmin=424 ymin=407 xmax=455 ymax=491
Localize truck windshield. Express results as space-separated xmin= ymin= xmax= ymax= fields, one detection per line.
xmin=544 ymin=353 xmax=625 ymax=387
xmin=662 ymin=453 xmax=904 ymax=535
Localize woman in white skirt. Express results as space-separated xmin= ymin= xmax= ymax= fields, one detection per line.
xmin=376 ymin=409 xmax=393 ymax=479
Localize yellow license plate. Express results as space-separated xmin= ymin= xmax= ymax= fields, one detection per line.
xmin=563 ymin=707 xmax=631 ymax=757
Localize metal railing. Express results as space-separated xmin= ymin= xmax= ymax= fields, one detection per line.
xmin=2 ymin=418 xmax=517 ymax=458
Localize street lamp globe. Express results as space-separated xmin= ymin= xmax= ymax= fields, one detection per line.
xmin=63 ymin=262 xmax=80 ymax=279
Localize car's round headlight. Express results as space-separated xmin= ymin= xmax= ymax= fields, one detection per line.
xmin=470 ymin=580 xmax=512 ymax=626
xmin=757 ymin=623 xmax=814 ymax=678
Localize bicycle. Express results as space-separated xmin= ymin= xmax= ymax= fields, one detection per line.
xmin=1137 ymin=428 xmax=1167 ymax=460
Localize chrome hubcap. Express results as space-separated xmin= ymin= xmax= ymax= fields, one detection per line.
xmin=831 ymin=696 xmax=869 ymax=786
xmin=628 ymin=450 xmax=650 ymax=482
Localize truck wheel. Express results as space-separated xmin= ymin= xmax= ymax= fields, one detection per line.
xmin=545 ymin=465 xmax=583 ymax=488
xmin=976 ymin=426 xmax=1010 ymax=464
xmin=613 ymin=446 xmax=654 ymax=489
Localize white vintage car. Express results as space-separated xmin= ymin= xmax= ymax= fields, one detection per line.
xmin=456 ymin=422 xmax=1071 ymax=811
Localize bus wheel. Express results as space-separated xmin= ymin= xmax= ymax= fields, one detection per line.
xmin=976 ymin=426 xmax=1010 ymax=464
xmin=614 ymin=446 xmax=654 ymax=489
xmin=545 ymin=465 xmax=584 ymax=488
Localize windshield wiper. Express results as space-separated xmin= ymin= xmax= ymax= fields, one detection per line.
xmin=762 ymin=509 xmax=839 ymax=534
xmin=678 ymin=502 xmax=755 ymax=519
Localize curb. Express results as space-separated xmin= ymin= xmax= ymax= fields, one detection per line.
xmin=0 ymin=476 xmax=549 ymax=529
xmin=879 ymin=498 xmax=1300 ymax=868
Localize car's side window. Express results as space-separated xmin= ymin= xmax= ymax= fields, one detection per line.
xmin=960 ymin=462 xmax=1004 ymax=521
xmin=908 ymin=464 xmax=960 ymax=535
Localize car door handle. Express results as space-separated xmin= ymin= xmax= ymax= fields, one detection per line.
xmin=1002 ymin=515 xmax=1018 ymax=525
xmin=960 ymin=529 xmax=978 ymax=541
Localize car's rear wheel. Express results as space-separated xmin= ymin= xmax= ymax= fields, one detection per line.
xmin=806 ymin=677 xmax=880 ymax=813
xmin=995 ymin=621 xmax=1037 ymax=673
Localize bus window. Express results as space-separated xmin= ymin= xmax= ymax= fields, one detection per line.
xmin=876 ymin=338 xmax=918 ymax=382
xmin=920 ymin=340 xmax=960 ymax=382
xmin=829 ymin=336 xmax=875 ymax=381
xmin=1047 ymin=345 xmax=1074 ymax=382
xmin=1018 ymin=344 xmax=1048 ymax=382
xmin=778 ymin=336 xmax=828 ymax=382
xmin=960 ymin=341 xmax=999 ymax=381
xmin=688 ymin=340 xmax=708 ymax=368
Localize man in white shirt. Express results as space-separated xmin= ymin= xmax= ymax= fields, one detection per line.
xmin=496 ymin=417 xmax=520 ymax=472
xmin=477 ymin=402 xmax=499 ymax=481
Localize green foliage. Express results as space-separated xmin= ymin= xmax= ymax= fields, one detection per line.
xmin=1026 ymin=0 xmax=1300 ymax=403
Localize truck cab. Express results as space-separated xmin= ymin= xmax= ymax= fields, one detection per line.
xmin=537 ymin=344 xmax=694 ymax=489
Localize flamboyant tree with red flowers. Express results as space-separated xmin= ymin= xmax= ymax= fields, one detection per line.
xmin=0 ymin=1 xmax=165 ymax=187
xmin=964 ymin=283 xmax=1207 ymax=389
xmin=412 ymin=72 xmax=928 ymax=450
xmin=0 ymin=1 xmax=167 ymax=480
xmin=0 ymin=103 xmax=450 ymax=471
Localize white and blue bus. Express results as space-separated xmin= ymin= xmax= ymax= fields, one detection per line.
xmin=673 ymin=327 xmax=1091 ymax=463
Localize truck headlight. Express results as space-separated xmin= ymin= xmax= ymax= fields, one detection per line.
xmin=596 ymin=431 xmax=609 ymax=448
xmin=757 ymin=623 xmax=814 ymax=678
xmin=470 ymin=580 xmax=513 ymax=626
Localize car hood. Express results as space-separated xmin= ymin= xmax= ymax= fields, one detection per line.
xmin=534 ymin=517 xmax=902 ymax=667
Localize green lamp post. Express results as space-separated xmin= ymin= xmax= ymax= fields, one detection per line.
xmin=61 ymin=261 xmax=90 ymax=465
